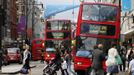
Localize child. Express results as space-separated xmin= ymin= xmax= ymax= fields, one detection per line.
xmin=129 ymin=53 xmax=134 ymax=75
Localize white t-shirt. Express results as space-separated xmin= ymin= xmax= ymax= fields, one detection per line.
xmin=62 ymin=60 xmax=67 ymax=70
xmin=106 ymin=47 xmax=118 ymax=66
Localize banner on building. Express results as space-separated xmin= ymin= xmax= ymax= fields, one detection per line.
xmin=122 ymin=0 xmax=131 ymax=12
xmin=17 ymin=16 xmax=26 ymax=33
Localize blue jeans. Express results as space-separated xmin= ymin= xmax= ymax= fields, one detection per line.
xmin=131 ymin=71 xmax=134 ymax=75
xmin=107 ymin=65 xmax=119 ymax=74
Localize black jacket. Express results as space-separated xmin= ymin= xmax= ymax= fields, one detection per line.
xmin=92 ymin=49 xmax=105 ymax=70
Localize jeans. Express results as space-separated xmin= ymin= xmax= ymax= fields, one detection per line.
xmin=131 ymin=71 xmax=134 ymax=75
xmin=107 ymin=65 xmax=119 ymax=74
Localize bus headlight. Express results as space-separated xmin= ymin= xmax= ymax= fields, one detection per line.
xmin=42 ymin=43 xmax=44 ymax=47
xmin=47 ymin=54 xmax=50 ymax=57
xmin=77 ymin=62 xmax=82 ymax=65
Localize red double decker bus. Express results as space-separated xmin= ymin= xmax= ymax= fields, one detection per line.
xmin=44 ymin=19 xmax=72 ymax=63
xmin=73 ymin=2 xmax=120 ymax=74
xmin=31 ymin=38 xmax=44 ymax=60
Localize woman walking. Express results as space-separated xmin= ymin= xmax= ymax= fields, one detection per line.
xmin=126 ymin=44 xmax=134 ymax=70
xmin=20 ymin=44 xmax=31 ymax=75
xmin=106 ymin=43 xmax=121 ymax=75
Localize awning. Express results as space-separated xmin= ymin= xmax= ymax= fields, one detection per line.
xmin=122 ymin=29 xmax=134 ymax=35
xmin=122 ymin=29 xmax=134 ymax=40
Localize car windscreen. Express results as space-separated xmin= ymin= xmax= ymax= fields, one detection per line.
xmin=7 ymin=48 xmax=19 ymax=53
xmin=76 ymin=50 xmax=92 ymax=58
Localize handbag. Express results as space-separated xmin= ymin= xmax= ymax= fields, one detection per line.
xmin=90 ymin=69 xmax=96 ymax=75
xmin=20 ymin=67 xmax=28 ymax=74
xmin=115 ymin=55 xmax=122 ymax=65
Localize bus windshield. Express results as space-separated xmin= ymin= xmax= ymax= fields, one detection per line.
xmin=82 ymin=4 xmax=117 ymax=21
xmin=77 ymin=36 xmax=114 ymax=52
xmin=47 ymin=21 xmax=71 ymax=30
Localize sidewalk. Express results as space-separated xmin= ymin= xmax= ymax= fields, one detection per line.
xmin=1 ymin=61 xmax=36 ymax=74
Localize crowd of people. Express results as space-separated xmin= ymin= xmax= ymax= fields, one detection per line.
xmin=19 ymin=43 xmax=73 ymax=75
xmin=19 ymin=41 xmax=134 ymax=75
xmin=91 ymin=42 xmax=134 ymax=75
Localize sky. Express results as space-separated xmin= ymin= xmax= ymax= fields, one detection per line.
xmin=44 ymin=0 xmax=79 ymax=5
xmin=36 ymin=0 xmax=95 ymax=19
xmin=37 ymin=0 xmax=94 ymax=6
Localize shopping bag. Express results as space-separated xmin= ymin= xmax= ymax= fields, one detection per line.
xmin=20 ymin=67 xmax=28 ymax=74
xmin=115 ymin=55 xmax=122 ymax=65
xmin=90 ymin=69 xmax=96 ymax=75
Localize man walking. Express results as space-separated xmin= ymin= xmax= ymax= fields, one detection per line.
xmin=91 ymin=44 xmax=105 ymax=75
xmin=118 ymin=42 xmax=126 ymax=71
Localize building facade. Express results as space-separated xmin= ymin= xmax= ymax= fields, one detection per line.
xmin=16 ymin=0 xmax=35 ymax=40
xmin=10 ymin=0 xmax=18 ymax=40
xmin=33 ymin=3 xmax=44 ymax=39
xmin=16 ymin=0 xmax=26 ymax=41
xmin=0 ymin=0 xmax=12 ymax=46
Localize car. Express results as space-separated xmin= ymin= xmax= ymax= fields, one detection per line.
xmin=73 ymin=50 xmax=92 ymax=75
xmin=73 ymin=50 xmax=106 ymax=75
xmin=3 ymin=48 xmax=22 ymax=65
xmin=44 ymin=48 xmax=56 ymax=64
